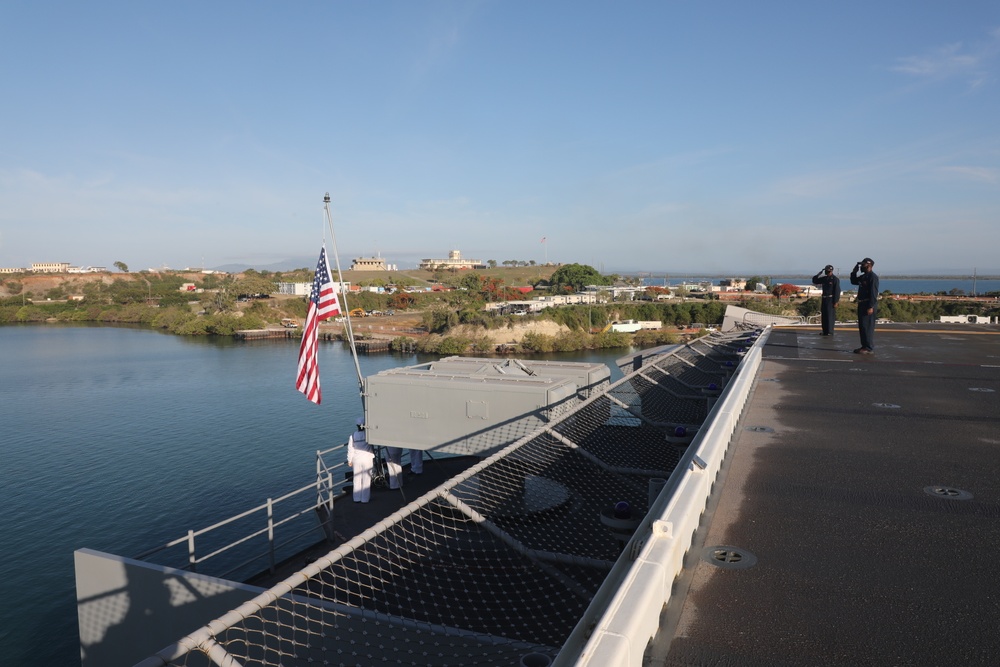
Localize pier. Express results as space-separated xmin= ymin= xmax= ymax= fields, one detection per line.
xmin=234 ymin=328 xmax=415 ymax=353
xmin=233 ymin=328 xmax=295 ymax=340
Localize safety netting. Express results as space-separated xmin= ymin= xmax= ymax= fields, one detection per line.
xmin=138 ymin=330 xmax=759 ymax=667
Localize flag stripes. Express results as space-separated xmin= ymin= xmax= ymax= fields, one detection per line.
xmin=296 ymin=246 xmax=342 ymax=403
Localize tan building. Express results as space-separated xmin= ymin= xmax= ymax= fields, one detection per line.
xmin=418 ymin=250 xmax=484 ymax=271
xmin=351 ymin=256 xmax=388 ymax=271
xmin=31 ymin=262 xmax=71 ymax=273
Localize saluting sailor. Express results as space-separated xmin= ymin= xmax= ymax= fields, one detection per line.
xmin=811 ymin=264 xmax=841 ymax=336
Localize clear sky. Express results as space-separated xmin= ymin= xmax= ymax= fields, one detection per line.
xmin=2 ymin=1 xmax=998 ymax=275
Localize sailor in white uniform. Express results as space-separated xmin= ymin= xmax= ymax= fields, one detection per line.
xmin=347 ymin=418 xmax=374 ymax=503
xmin=385 ymin=446 xmax=403 ymax=489
xmin=408 ymin=449 xmax=423 ymax=475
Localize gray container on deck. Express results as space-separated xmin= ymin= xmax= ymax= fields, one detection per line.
xmin=364 ymin=358 xmax=608 ymax=455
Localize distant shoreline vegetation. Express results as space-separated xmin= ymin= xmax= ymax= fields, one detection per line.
xmin=1 ymin=265 xmax=998 ymax=355
xmin=2 ymin=293 xmax=998 ymax=355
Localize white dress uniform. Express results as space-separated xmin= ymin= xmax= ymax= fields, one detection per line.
xmin=385 ymin=446 xmax=403 ymax=489
xmin=347 ymin=424 xmax=374 ymax=503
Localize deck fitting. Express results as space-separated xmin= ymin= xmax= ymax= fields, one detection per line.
xmin=703 ymin=546 xmax=757 ymax=570
xmin=923 ymin=486 xmax=974 ymax=501
xmin=745 ymin=426 xmax=774 ymax=433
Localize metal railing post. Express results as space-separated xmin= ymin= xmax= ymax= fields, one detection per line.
xmin=187 ymin=530 xmax=197 ymax=573
xmin=267 ymin=498 xmax=276 ymax=574
xmin=316 ymin=449 xmax=323 ymax=507
xmin=327 ymin=471 xmax=334 ymax=510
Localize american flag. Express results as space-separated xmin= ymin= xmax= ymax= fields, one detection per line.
xmin=296 ymin=246 xmax=342 ymax=403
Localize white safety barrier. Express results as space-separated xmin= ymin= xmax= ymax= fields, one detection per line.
xmin=561 ymin=333 xmax=767 ymax=666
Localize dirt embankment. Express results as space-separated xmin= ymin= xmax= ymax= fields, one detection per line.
xmin=450 ymin=320 xmax=571 ymax=344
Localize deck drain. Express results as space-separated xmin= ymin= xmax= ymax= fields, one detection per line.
xmin=969 ymin=387 xmax=995 ymax=393
xmin=760 ymin=377 xmax=781 ymax=382
xmin=703 ymin=546 xmax=757 ymax=569
xmin=924 ymin=486 xmax=974 ymax=501
xmin=873 ymin=403 xmax=901 ymax=409
xmin=745 ymin=426 xmax=774 ymax=433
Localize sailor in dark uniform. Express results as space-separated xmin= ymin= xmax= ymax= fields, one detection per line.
xmin=811 ymin=265 xmax=841 ymax=336
xmin=849 ymin=257 xmax=879 ymax=354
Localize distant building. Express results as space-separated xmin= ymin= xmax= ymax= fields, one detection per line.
xmin=278 ymin=281 xmax=352 ymax=297
xmin=0 ymin=267 xmax=25 ymax=274
xmin=351 ymin=256 xmax=394 ymax=271
xmin=940 ymin=315 xmax=997 ymax=324
xmin=418 ymin=250 xmax=485 ymax=271
xmin=31 ymin=262 xmax=71 ymax=273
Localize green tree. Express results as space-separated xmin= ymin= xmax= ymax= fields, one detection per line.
xmin=113 ymin=261 xmax=129 ymax=273
xmin=234 ymin=272 xmax=278 ymax=298
xmin=548 ymin=263 xmax=609 ymax=292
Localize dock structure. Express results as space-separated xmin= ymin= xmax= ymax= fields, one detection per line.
xmin=233 ymin=328 xmax=295 ymax=340
xmin=355 ymin=338 xmax=392 ymax=353
xmin=233 ymin=328 xmax=412 ymax=353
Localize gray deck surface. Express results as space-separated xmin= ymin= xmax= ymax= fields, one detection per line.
xmin=653 ymin=323 xmax=1000 ymax=666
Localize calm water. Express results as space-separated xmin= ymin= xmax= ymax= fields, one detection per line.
xmin=0 ymin=325 xmax=625 ymax=665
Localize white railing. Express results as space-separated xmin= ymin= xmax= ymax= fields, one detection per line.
xmin=134 ymin=444 xmax=352 ymax=581
xmin=563 ymin=329 xmax=768 ymax=667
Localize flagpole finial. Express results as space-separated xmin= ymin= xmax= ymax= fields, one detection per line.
xmin=324 ymin=192 xmax=331 ymax=203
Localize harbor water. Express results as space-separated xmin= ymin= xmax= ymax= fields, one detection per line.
xmin=0 ymin=325 xmax=624 ymax=665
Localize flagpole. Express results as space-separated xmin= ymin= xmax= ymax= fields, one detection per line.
xmin=323 ymin=193 xmax=365 ymax=409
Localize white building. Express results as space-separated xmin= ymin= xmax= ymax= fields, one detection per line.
xmin=418 ymin=250 xmax=485 ymax=271
xmin=278 ymin=281 xmax=352 ymax=297
xmin=940 ymin=315 xmax=997 ymax=324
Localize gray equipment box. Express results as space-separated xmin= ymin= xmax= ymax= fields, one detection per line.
xmin=364 ymin=358 xmax=610 ymax=456
xmin=424 ymin=357 xmax=611 ymax=398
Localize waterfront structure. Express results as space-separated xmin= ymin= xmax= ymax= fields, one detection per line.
xmin=418 ymin=250 xmax=485 ymax=271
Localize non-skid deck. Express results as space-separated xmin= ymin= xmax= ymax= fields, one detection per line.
xmin=652 ymin=323 xmax=1000 ymax=666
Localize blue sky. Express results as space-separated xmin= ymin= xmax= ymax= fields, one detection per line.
xmin=2 ymin=1 xmax=999 ymax=275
